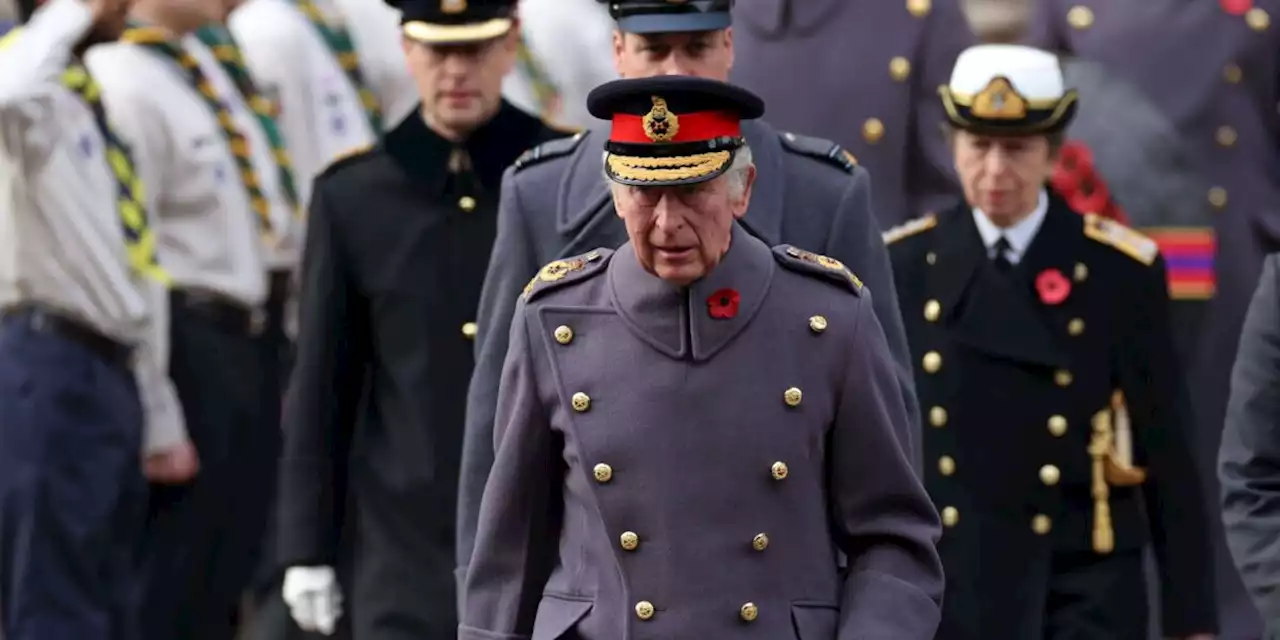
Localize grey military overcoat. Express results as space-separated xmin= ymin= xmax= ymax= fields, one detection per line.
xmin=455 ymin=119 xmax=923 ymax=590
xmin=459 ymin=224 xmax=944 ymax=640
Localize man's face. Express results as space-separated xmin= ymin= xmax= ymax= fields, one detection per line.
xmin=612 ymin=29 xmax=733 ymax=80
xmin=613 ymin=167 xmax=754 ymax=285
xmin=952 ymin=130 xmax=1057 ymax=227
xmin=403 ymin=27 xmax=518 ymax=136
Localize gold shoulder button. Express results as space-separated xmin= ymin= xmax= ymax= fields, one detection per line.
xmin=1083 ymin=213 xmax=1158 ymax=266
xmin=883 ymin=213 xmax=939 ymax=245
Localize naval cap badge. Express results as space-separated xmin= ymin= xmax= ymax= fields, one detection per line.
xmin=971 ymin=76 xmax=1027 ymax=120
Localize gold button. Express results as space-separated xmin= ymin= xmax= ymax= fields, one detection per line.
xmin=808 ymin=315 xmax=828 ymax=333
xmin=571 ymin=392 xmax=591 ymax=412
xmin=1067 ymin=318 xmax=1085 ymax=336
xmin=461 ymin=321 xmax=477 ymax=339
xmin=593 ymin=463 xmax=613 ymax=483
xmin=1224 ymin=63 xmax=1243 ymax=84
xmin=889 ymin=56 xmax=911 ymax=81
xmin=922 ymin=351 xmax=942 ymax=374
xmin=938 ymin=455 xmax=956 ymax=476
xmin=1073 ymin=262 xmax=1088 ymax=282
xmin=783 ymin=387 xmax=803 ymax=407
xmin=1048 ymin=415 xmax=1067 ymax=437
xmin=553 ymin=324 xmax=574 ymax=344
xmin=1208 ymin=186 xmax=1228 ymax=210
xmin=926 ymin=251 xmax=937 ymax=265
xmin=1216 ymin=125 xmax=1238 ymax=147
xmin=1040 ymin=464 xmax=1061 ymax=486
xmin=1067 ymin=5 xmax=1093 ymax=29
xmin=619 ymin=531 xmax=640 ymax=551
xmin=906 ymin=0 xmax=930 ymax=17
xmin=1032 ymin=514 xmax=1052 ymax=535
xmin=941 ymin=506 xmax=959 ymax=527
xmin=752 ymin=533 xmax=769 ymax=551
xmin=770 ymin=461 xmax=789 ymax=481
xmin=1054 ymin=370 xmax=1073 ymax=387
xmin=458 ymin=196 xmax=476 ymax=212
xmin=635 ymin=600 xmax=655 ymax=620
xmin=1247 ymin=7 xmax=1270 ymax=31
xmin=740 ymin=602 xmax=758 ymax=622
xmin=862 ymin=118 xmax=885 ymax=143
xmin=923 ymin=300 xmax=941 ymax=322
xmin=929 ymin=406 xmax=948 ymax=428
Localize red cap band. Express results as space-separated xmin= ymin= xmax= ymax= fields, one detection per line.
xmin=610 ymin=110 xmax=742 ymax=144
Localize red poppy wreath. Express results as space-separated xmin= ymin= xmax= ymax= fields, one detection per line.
xmin=707 ymin=288 xmax=740 ymax=319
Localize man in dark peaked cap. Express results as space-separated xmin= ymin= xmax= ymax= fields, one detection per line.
xmin=454 ymin=0 xmax=924 ymax=597
xmin=461 ymin=74 xmax=943 ymax=640
xmin=273 ymin=0 xmax=570 ymax=637
xmin=886 ymin=43 xmax=1216 ymax=639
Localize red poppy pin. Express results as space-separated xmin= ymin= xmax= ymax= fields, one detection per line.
xmin=1220 ymin=0 xmax=1252 ymax=15
xmin=707 ymin=288 xmax=741 ymax=319
xmin=1035 ymin=268 xmax=1071 ymax=306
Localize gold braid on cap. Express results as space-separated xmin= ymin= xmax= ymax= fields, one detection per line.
xmin=607 ymin=150 xmax=731 ymax=182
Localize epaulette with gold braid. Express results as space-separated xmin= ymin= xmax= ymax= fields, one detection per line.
xmin=1083 ymin=213 xmax=1159 ymax=266
xmin=773 ymin=246 xmax=863 ymax=295
xmin=882 ymin=214 xmax=938 ymax=245
xmin=522 ymin=248 xmax=613 ymax=302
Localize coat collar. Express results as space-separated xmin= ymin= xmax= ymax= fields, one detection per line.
xmin=608 ymin=223 xmax=775 ymax=362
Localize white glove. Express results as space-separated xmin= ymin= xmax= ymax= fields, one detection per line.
xmin=282 ymin=565 xmax=344 ymax=635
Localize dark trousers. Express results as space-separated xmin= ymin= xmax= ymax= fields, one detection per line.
xmin=139 ymin=298 xmax=277 ymax=640
xmin=0 ymin=311 xmax=146 ymax=640
xmin=1041 ymin=550 xmax=1149 ymax=639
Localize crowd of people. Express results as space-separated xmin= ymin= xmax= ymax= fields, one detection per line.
xmin=1 ymin=0 xmax=1279 ymax=639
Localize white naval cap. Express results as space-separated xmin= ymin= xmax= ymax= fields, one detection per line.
xmin=938 ymin=44 xmax=1078 ymax=135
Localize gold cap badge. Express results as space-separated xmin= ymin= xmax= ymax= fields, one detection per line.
xmin=441 ymin=0 xmax=466 ymax=14
xmin=642 ymin=96 xmax=680 ymax=142
xmin=971 ymin=76 xmax=1027 ymax=120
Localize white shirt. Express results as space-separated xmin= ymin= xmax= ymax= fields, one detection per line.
xmin=971 ymin=189 xmax=1050 ymax=265
xmin=327 ymin=0 xmax=418 ymax=129
xmin=184 ymin=33 xmax=304 ymax=270
xmin=229 ymin=0 xmax=378 ymax=208
xmin=0 ymin=0 xmax=186 ymax=453
xmin=86 ymin=37 xmax=269 ymax=305
xmin=505 ymin=0 xmax=616 ymax=129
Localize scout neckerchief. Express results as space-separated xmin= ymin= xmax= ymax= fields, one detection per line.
xmin=121 ymin=25 xmax=275 ymax=240
xmin=193 ymin=24 xmax=300 ymax=215
xmin=515 ymin=36 xmax=561 ymax=120
xmin=0 ymin=29 xmax=170 ymax=285
xmin=291 ymin=0 xmax=382 ymax=133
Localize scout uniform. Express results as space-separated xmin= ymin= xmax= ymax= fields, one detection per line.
xmin=275 ymin=0 xmax=569 ymax=635
xmin=0 ymin=0 xmax=187 ymax=637
xmin=502 ymin=0 xmax=617 ymax=129
xmin=331 ymin=0 xmax=419 ymax=128
xmin=461 ymin=75 xmax=944 ymax=640
xmin=86 ymin=21 xmax=289 ymax=640
xmin=887 ymin=44 xmax=1217 ymax=638
xmin=1028 ymin=4 xmax=1280 ymax=633
xmin=730 ymin=0 xmax=974 ymax=228
xmin=455 ymin=0 xmax=925 ymax=585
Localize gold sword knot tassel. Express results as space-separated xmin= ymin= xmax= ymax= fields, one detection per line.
xmin=1089 ymin=409 xmax=1116 ymax=554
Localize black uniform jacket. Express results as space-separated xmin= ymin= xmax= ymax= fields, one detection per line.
xmin=276 ymin=102 xmax=569 ymax=636
xmin=887 ymin=193 xmax=1217 ymax=637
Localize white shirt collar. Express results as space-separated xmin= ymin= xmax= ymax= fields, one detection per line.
xmin=971 ymin=189 xmax=1050 ymax=264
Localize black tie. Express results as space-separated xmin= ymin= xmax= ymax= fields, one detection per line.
xmin=992 ymin=236 xmax=1013 ymax=273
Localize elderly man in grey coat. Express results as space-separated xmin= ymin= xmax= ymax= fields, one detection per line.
xmin=1221 ymin=252 xmax=1280 ymax=639
xmin=459 ymin=75 xmax=943 ymax=640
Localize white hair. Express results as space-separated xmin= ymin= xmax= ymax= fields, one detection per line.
xmin=605 ymin=144 xmax=755 ymax=200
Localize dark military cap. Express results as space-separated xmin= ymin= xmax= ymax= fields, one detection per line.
xmin=389 ymin=0 xmax=516 ymax=44
xmin=599 ymin=0 xmax=733 ymax=34
xmin=587 ymin=75 xmax=764 ymax=187
xmin=939 ymin=44 xmax=1078 ymax=136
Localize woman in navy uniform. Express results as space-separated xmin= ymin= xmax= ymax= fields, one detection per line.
xmin=274 ymin=0 xmax=569 ymax=636
xmin=461 ymin=75 xmax=943 ymax=640
xmin=886 ymin=44 xmax=1217 ymax=639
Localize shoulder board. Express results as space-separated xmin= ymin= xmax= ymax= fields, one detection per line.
xmin=779 ymin=132 xmax=859 ymax=173
xmin=772 ymin=246 xmax=863 ymax=295
xmin=522 ymin=248 xmax=614 ymax=302
xmin=1083 ymin=213 xmax=1158 ymax=266
xmin=316 ymin=144 xmax=375 ymax=179
xmin=882 ymin=214 xmax=939 ymax=245
xmin=514 ymin=131 xmax=586 ymax=172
